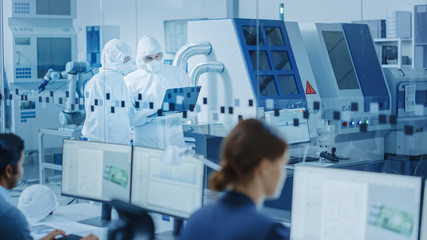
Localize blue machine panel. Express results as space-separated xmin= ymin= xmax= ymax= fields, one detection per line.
xmin=86 ymin=26 xmax=101 ymax=67
xmin=342 ymin=24 xmax=390 ymax=112
xmin=234 ymin=19 xmax=307 ymax=109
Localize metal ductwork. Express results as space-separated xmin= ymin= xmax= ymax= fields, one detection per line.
xmin=189 ymin=62 xmax=225 ymax=86
xmin=172 ymin=42 xmax=212 ymax=71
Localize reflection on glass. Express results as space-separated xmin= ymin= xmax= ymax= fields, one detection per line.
xmin=264 ymin=27 xmax=285 ymax=46
xmin=278 ymin=75 xmax=299 ymax=95
xmin=250 ymin=51 xmax=271 ymax=71
xmin=322 ymin=31 xmax=359 ymax=90
xmin=242 ymin=26 xmax=264 ymax=45
xmin=272 ymin=51 xmax=291 ymax=70
xmin=37 ymin=38 xmax=72 ymax=78
xmin=258 ymin=75 xmax=278 ymax=96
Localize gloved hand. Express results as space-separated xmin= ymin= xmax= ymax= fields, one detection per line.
xmin=129 ymin=107 xmax=154 ymax=127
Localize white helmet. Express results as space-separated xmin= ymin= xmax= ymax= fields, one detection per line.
xmin=18 ymin=184 xmax=59 ymax=224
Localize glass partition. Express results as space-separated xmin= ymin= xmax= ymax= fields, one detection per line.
xmin=1 ymin=1 xmax=427 ymax=234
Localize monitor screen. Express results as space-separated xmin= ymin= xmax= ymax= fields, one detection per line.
xmin=161 ymin=86 xmax=201 ymax=112
xmin=36 ymin=0 xmax=71 ymax=15
xmin=37 ymin=38 xmax=72 ymax=78
xmin=322 ymin=31 xmax=360 ymax=90
xmin=131 ymin=146 xmax=204 ymax=219
xmin=382 ymin=45 xmax=398 ymax=65
xmin=61 ymin=140 xmax=132 ymax=202
xmin=291 ymin=166 xmax=422 ymax=240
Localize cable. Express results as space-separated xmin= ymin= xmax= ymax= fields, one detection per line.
xmin=67 ymin=198 xmax=76 ymax=205
xmin=414 ymin=155 xmax=424 ymax=176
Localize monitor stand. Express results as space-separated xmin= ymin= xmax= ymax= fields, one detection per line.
xmin=173 ymin=217 xmax=184 ymax=236
xmin=79 ymin=203 xmax=114 ymax=227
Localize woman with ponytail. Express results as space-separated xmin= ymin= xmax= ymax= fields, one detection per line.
xmin=180 ymin=118 xmax=289 ymax=240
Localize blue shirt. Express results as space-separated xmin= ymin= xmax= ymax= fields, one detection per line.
xmin=179 ymin=191 xmax=290 ymax=240
xmin=0 ymin=185 xmax=33 ymax=240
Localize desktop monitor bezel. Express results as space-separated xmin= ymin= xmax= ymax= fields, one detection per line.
xmin=61 ymin=139 xmax=133 ymax=203
xmin=290 ymin=165 xmax=423 ymax=240
xmin=130 ymin=145 xmax=205 ymax=219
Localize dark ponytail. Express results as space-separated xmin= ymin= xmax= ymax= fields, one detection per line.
xmin=209 ymin=119 xmax=288 ymax=191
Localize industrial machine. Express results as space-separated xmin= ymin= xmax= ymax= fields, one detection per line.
xmin=184 ymin=19 xmax=322 ymax=155
xmin=38 ymin=61 xmax=92 ymax=126
xmin=383 ymin=67 xmax=427 ymax=156
xmin=86 ymin=25 xmax=120 ymax=67
xmin=300 ymin=23 xmax=392 ymax=161
xmin=2 ymin=0 xmax=80 ymax=150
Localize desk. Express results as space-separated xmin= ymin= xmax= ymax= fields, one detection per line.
xmin=38 ymin=128 xmax=81 ymax=184
xmin=36 ymin=203 xmax=176 ymax=240
xmin=35 ymin=203 xmax=107 ymax=239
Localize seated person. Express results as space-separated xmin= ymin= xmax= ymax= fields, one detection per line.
xmin=179 ymin=119 xmax=290 ymax=240
xmin=0 ymin=133 xmax=98 ymax=240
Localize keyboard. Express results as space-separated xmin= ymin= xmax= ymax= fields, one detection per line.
xmin=57 ymin=234 xmax=82 ymax=240
xmin=288 ymin=156 xmax=319 ymax=164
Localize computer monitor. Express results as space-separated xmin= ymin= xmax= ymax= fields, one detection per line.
xmin=291 ymin=166 xmax=422 ymax=240
xmin=61 ymin=139 xmax=132 ymax=226
xmin=420 ymin=180 xmax=427 ymax=240
xmin=131 ymin=146 xmax=204 ymax=220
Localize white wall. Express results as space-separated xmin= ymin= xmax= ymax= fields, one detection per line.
xmin=239 ymin=0 xmax=427 ymax=23
xmin=74 ymin=0 xmax=228 ymax=60
xmin=74 ymin=0 xmax=425 ymax=60
xmin=74 ymin=0 xmax=138 ymax=60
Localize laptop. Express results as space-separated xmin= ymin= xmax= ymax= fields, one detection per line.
xmin=148 ymin=86 xmax=201 ymax=117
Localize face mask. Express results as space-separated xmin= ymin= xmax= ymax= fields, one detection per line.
xmin=146 ymin=60 xmax=162 ymax=73
xmin=122 ymin=61 xmax=136 ymax=76
xmin=269 ymin=167 xmax=287 ymax=200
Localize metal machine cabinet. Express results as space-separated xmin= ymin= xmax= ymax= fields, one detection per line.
xmin=184 ymin=131 xmax=223 ymax=188
xmin=383 ymin=67 xmax=427 ymax=156
xmin=300 ymin=23 xmax=391 ymax=162
xmin=86 ymin=25 xmax=120 ymax=67
xmin=38 ymin=128 xmax=81 ymax=184
xmin=3 ymin=0 xmax=78 ymax=150
xmin=414 ymin=5 xmax=427 ymax=68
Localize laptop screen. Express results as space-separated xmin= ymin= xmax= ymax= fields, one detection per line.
xmin=160 ymin=86 xmax=201 ymax=112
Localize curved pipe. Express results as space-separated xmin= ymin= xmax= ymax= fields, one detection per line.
xmin=172 ymin=42 xmax=212 ymax=71
xmin=190 ymin=62 xmax=224 ymax=86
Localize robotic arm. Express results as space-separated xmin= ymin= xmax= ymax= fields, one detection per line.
xmin=38 ymin=69 xmax=61 ymax=93
xmin=59 ymin=61 xmax=92 ymax=126
xmin=37 ymin=61 xmax=93 ymax=127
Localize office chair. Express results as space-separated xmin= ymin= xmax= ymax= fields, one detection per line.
xmin=108 ymin=199 xmax=155 ymax=240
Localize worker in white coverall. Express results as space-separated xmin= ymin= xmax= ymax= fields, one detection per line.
xmin=124 ymin=35 xmax=191 ymax=148
xmin=82 ymin=39 xmax=135 ymax=145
